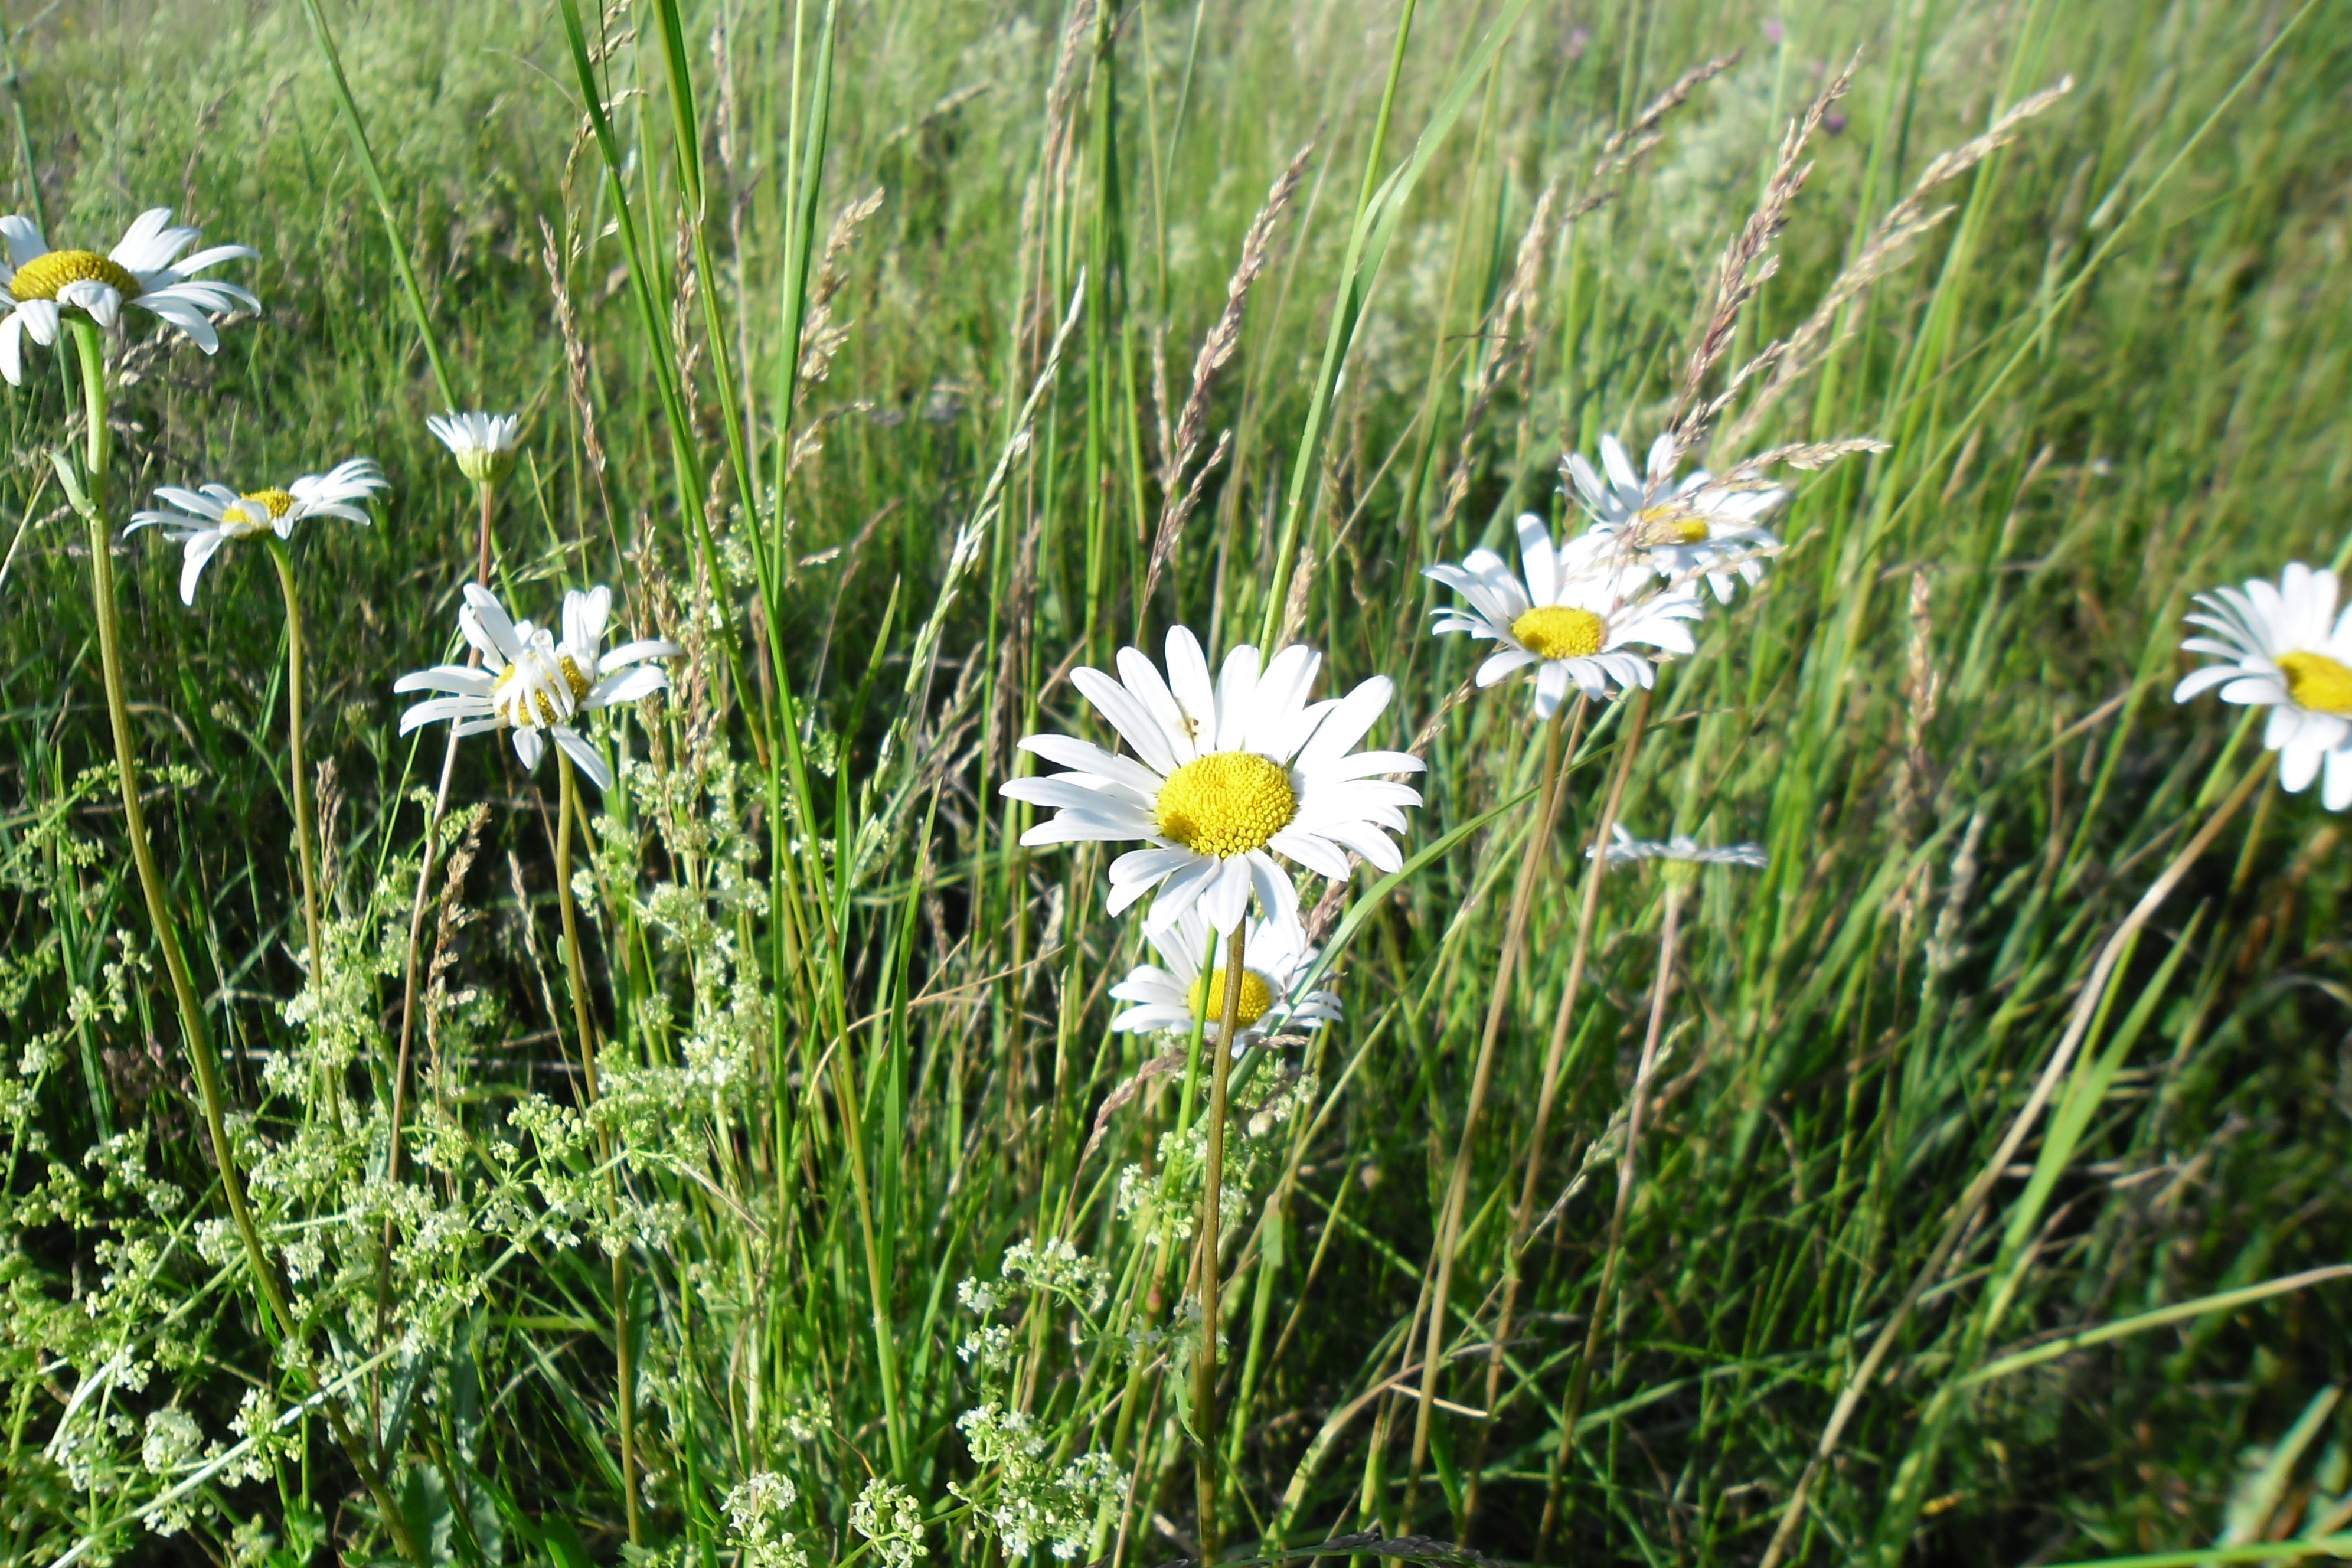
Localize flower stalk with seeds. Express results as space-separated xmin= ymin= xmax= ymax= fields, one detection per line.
xmin=129 ymin=458 xmax=387 ymax=982
xmin=0 ymin=208 xmax=258 ymax=382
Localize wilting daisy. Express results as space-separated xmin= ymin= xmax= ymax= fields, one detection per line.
xmin=1597 ymin=822 xmax=1769 ymax=868
xmin=2174 ymin=562 xmax=2352 ymax=809
xmin=426 ymin=411 xmax=524 ymax=485
xmin=1426 ymin=513 xmax=1703 ymax=716
xmin=1567 ymin=432 xmax=1785 ymax=602
xmin=0 ymin=208 xmax=258 ymax=384
xmin=1001 ymin=627 xmax=1422 ymax=936
xmin=127 ymin=459 xmax=387 ymax=604
xmin=1110 ymin=908 xmax=1340 ymax=1051
xmin=395 ymin=583 xmax=679 ymax=791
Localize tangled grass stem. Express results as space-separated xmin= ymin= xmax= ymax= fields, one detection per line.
xmin=66 ymin=317 xmax=426 ymax=1567
xmin=1194 ymin=919 xmax=1249 ymax=1562
xmin=1407 ymin=698 xmax=1580 ymax=1531
xmin=553 ymin=744 xmax=640 ymax=1543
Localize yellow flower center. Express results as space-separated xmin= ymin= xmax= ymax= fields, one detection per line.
xmin=558 ymin=654 xmax=592 ymax=702
xmin=2280 ymin=651 xmax=2352 ymax=717
xmin=240 ymin=488 xmax=296 ymax=518
xmin=1189 ymin=966 xmax=1275 ymax=1030
xmin=1637 ymin=504 xmax=1710 ymax=545
xmin=1511 ymin=605 xmax=1606 ymax=661
xmin=1152 ymin=751 xmax=1297 ymax=858
xmin=11 ymin=248 xmax=141 ymax=303
xmin=492 ymin=661 xmax=565 ymax=727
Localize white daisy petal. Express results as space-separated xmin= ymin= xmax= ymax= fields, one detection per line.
xmin=1072 ymin=665 xmax=1181 ymax=775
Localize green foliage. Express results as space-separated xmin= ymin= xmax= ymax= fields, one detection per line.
xmin=0 ymin=0 xmax=2348 ymax=1566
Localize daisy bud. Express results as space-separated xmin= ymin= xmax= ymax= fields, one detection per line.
xmin=426 ymin=411 xmax=523 ymax=486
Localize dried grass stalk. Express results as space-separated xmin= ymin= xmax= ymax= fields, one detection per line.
xmin=1142 ymin=144 xmax=1314 ymax=606
xmin=1667 ymin=51 xmax=1861 ymax=460
xmin=1720 ymin=77 xmax=2074 ymax=450
xmin=797 ymin=188 xmax=887 ymax=389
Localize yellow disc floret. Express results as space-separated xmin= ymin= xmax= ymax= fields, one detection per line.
xmin=2280 ymin=650 xmax=2352 ymax=717
xmin=240 ymin=488 xmax=296 ymax=518
xmin=492 ymin=659 xmax=566 ymax=727
xmin=1637 ymin=503 xmax=1710 ymax=545
xmin=1190 ymin=966 xmax=1275 ymax=1030
xmin=11 ymin=249 xmax=141 ymax=304
xmin=1511 ymin=605 xmax=1606 ymax=661
xmin=558 ymin=654 xmax=592 ymax=702
xmin=1153 ymin=750 xmax=1297 ymax=858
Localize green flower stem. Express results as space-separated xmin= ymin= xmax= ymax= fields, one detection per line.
xmin=1402 ymin=698 xmax=1578 ymax=1529
xmin=64 ymin=317 xmax=424 ymax=1568
xmin=1543 ymin=877 xmax=1685 ymax=1530
xmin=1192 ymin=920 xmax=1247 ymax=1563
xmin=555 ymin=746 xmax=639 ymax=1544
xmin=69 ymin=319 xmax=273 ymax=1320
xmin=380 ymin=475 xmax=494 ymax=1400
xmin=263 ymin=537 xmax=325 ymax=989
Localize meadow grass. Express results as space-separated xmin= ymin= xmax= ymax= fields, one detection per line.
xmin=1 ymin=1 xmax=2350 ymax=1566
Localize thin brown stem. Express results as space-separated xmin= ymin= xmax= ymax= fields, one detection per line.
xmin=379 ymin=480 xmax=496 ymax=1426
xmin=1193 ymin=921 xmax=1247 ymax=1562
xmin=1750 ymin=756 xmax=2273 ymax=1568
xmin=1506 ymin=686 xmax=1647 ymax=1559
xmin=1405 ymin=698 xmax=1580 ymax=1528
xmin=1536 ymin=880 xmax=1684 ymax=1558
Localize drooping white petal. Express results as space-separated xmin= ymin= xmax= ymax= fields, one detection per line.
xmin=17 ymin=297 xmax=58 ymax=345
xmin=553 ymin=727 xmax=614 ymax=791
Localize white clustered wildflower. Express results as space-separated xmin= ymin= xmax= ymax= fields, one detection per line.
xmin=722 ymin=1472 xmax=810 ymax=1568
xmin=954 ymin=1403 xmax=1127 ymax=1561
xmin=851 ymin=1478 xmax=930 ymax=1568
xmin=999 ymin=1237 xmax=1110 ymax=1314
xmin=140 ymin=1407 xmax=204 ymax=1474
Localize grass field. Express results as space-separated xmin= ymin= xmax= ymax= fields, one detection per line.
xmin=2 ymin=0 xmax=2350 ymax=1565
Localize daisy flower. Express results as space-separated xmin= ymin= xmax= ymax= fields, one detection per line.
xmin=0 ymin=208 xmax=259 ymax=384
xmin=127 ymin=459 xmax=388 ymax=604
xmin=394 ymin=583 xmax=680 ymax=791
xmin=1426 ymin=513 xmax=1704 ymax=716
xmin=1597 ymin=822 xmax=1769 ymax=868
xmin=2174 ymin=561 xmax=2352 ymax=809
xmin=1000 ymin=626 xmax=1423 ymax=937
xmin=1567 ymin=432 xmax=1785 ymax=602
xmin=1109 ymin=908 xmax=1340 ymax=1051
xmin=426 ymin=411 xmax=524 ymax=485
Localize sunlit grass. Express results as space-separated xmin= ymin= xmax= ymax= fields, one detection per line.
xmin=0 ymin=1 xmax=2348 ymax=1566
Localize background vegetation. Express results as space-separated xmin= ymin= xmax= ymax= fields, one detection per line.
xmin=1 ymin=0 xmax=2350 ymax=1565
